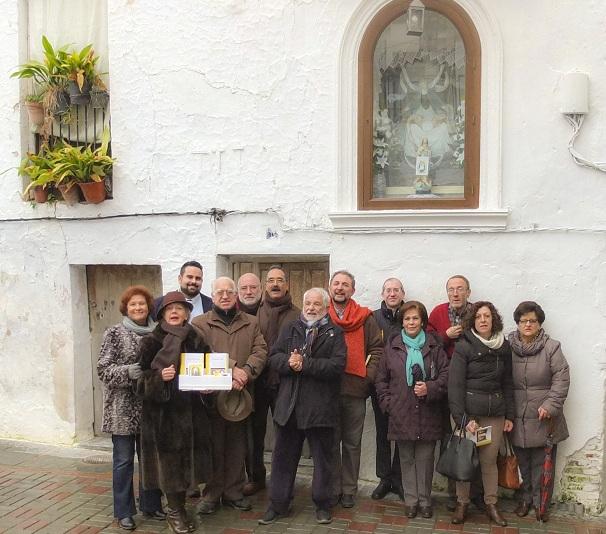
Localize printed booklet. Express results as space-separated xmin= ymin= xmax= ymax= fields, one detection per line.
xmin=468 ymin=425 xmax=492 ymax=447
xmin=178 ymin=352 xmax=232 ymax=391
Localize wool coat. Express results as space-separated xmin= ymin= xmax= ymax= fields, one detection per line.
xmin=375 ymin=331 xmax=449 ymax=441
xmin=508 ymin=330 xmax=570 ymax=448
xmin=270 ymin=317 xmax=346 ymax=429
xmin=97 ymin=323 xmax=146 ymax=435
xmin=136 ymin=325 xmax=213 ymax=493
xmin=448 ymin=330 xmax=514 ymax=427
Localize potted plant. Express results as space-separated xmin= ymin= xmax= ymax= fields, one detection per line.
xmin=61 ymin=44 xmax=105 ymax=106
xmin=51 ymin=128 xmax=114 ymax=203
xmin=24 ymin=92 xmax=45 ymax=127
xmin=19 ymin=149 xmax=57 ymax=203
xmin=90 ymin=86 xmax=110 ymax=109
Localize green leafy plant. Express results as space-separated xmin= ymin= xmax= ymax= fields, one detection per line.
xmin=60 ymin=44 xmax=105 ymax=91
xmin=25 ymin=92 xmax=44 ymax=104
xmin=18 ymin=149 xmax=57 ymax=196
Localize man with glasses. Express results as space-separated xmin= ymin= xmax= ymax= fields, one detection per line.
xmin=192 ymin=277 xmax=267 ymax=515
xmin=244 ymin=266 xmax=300 ymax=496
xmin=370 ymin=278 xmax=406 ymax=501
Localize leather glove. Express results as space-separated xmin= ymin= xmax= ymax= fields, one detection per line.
xmin=127 ymin=363 xmax=142 ymax=380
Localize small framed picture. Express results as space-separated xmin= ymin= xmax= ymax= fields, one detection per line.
xmin=416 ymin=156 xmax=430 ymax=175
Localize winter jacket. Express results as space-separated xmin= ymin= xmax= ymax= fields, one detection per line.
xmin=448 ymin=330 xmax=514 ymax=426
xmin=372 ymin=301 xmax=403 ymax=346
xmin=508 ymin=330 xmax=570 ymax=448
xmin=136 ymin=325 xmax=213 ymax=493
xmin=375 ymin=331 xmax=449 ymax=441
xmin=270 ymin=317 xmax=346 ymax=429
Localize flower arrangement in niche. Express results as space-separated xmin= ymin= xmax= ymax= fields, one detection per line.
xmin=451 ymin=102 xmax=465 ymax=168
xmin=373 ymin=109 xmax=392 ymax=172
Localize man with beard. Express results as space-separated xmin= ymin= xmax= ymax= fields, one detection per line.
xmin=259 ymin=288 xmax=346 ymax=526
xmin=237 ymin=273 xmax=262 ymax=315
xmin=370 ymin=278 xmax=406 ymax=501
xmin=192 ymin=277 xmax=267 ymax=514
xmin=152 ymin=261 xmax=212 ymax=321
xmin=328 ymin=270 xmax=383 ymax=509
xmin=243 ymin=266 xmax=300 ymax=496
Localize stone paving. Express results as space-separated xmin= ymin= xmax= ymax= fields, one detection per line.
xmin=0 ymin=440 xmax=605 ymax=534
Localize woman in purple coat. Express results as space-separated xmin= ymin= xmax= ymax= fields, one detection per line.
xmin=375 ymin=301 xmax=449 ymax=519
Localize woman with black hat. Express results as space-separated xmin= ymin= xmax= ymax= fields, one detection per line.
xmin=136 ymin=291 xmax=212 ymax=534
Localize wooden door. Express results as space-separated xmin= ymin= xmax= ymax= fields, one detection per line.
xmin=87 ymin=265 xmax=163 ymax=435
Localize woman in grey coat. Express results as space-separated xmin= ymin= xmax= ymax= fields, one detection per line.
xmin=509 ymin=301 xmax=570 ymax=522
xmin=97 ymin=285 xmax=164 ymax=531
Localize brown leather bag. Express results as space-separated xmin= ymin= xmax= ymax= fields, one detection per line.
xmin=497 ymin=435 xmax=522 ymax=489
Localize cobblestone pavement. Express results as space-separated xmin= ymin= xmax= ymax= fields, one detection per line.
xmin=0 ymin=440 xmax=605 ymax=534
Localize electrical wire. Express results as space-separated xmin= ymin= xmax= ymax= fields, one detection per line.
xmin=565 ymin=113 xmax=606 ymax=172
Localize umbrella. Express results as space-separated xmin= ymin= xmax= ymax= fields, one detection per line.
xmin=538 ymin=427 xmax=554 ymax=521
xmin=412 ymin=363 xmax=425 ymax=401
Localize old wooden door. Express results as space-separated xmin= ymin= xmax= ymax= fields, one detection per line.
xmin=87 ymin=265 xmax=162 ymax=436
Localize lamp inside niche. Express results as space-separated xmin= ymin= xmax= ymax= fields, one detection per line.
xmin=407 ymin=0 xmax=425 ymax=36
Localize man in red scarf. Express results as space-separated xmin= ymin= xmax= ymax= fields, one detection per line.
xmin=328 ymin=270 xmax=383 ymax=509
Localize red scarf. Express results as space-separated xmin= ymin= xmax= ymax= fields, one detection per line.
xmin=329 ymin=299 xmax=371 ymax=378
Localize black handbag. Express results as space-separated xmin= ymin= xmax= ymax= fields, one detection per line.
xmin=437 ymin=415 xmax=480 ymax=481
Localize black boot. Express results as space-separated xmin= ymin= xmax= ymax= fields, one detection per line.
xmin=167 ymin=508 xmax=193 ymax=534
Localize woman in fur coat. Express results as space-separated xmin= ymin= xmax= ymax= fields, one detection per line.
xmin=136 ymin=291 xmax=213 ymax=534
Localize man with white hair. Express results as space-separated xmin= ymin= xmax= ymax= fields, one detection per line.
xmin=192 ymin=277 xmax=267 ymax=515
xmin=237 ymin=273 xmax=262 ymax=315
xmin=259 ymin=288 xmax=346 ymax=526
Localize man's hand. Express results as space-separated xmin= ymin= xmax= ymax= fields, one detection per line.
xmin=232 ymin=367 xmax=249 ymax=391
xmin=446 ymin=325 xmax=463 ymax=339
xmin=289 ymin=349 xmax=303 ymax=373
xmin=161 ymin=364 xmax=175 ymax=382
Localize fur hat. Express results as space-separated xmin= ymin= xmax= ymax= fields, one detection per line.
xmin=157 ymin=291 xmax=193 ymax=319
xmin=216 ymin=388 xmax=253 ymax=422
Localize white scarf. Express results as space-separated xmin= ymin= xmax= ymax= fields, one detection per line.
xmin=471 ymin=328 xmax=504 ymax=349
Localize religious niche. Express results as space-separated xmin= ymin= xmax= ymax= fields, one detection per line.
xmin=372 ymin=9 xmax=466 ymax=199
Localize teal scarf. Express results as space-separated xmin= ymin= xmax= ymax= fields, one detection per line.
xmin=401 ymin=330 xmax=426 ymax=386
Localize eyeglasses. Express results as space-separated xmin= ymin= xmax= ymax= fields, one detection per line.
xmin=267 ymin=278 xmax=286 ymax=284
xmin=214 ymin=289 xmax=236 ymax=297
xmin=447 ymin=287 xmax=467 ymax=294
xmin=519 ymin=319 xmax=538 ymax=325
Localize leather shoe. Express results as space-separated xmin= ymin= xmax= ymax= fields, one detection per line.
xmin=392 ymin=483 xmax=405 ymax=501
xmin=223 ymin=498 xmax=252 ymax=511
xmin=143 ymin=510 xmax=167 ymax=521
xmin=514 ymin=501 xmax=530 ymax=517
xmin=258 ymin=509 xmax=283 ymax=525
xmin=420 ymin=505 xmax=433 ymax=519
xmin=341 ymin=494 xmax=355 ymax=508
xmin=243 ymin=480 xmax=266 ymax=496
xmin=197 ymin=500 xmax=219 ymax=515
xmin=371 ymin=480 xmax=391 ymax=500
xmin=166 ymin=508 xmax=191 ymax=534
xmin=405 ymin=505 xmax=417 ymax=518
xmin=536 ymin=508 xmax=549 ymax=522
xmin=486 ymin=503 xmax=507 ymax=526
xmin=451 ymin=502 xmax=468 ymax=524
xmin=316 ymin=509 xmax=332 ymax=524
xmin=118 ymin=517 xmax=136 ymax=531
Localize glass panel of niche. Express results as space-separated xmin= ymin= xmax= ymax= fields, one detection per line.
xmin=373 ymin=10 xmax=466 ymax=200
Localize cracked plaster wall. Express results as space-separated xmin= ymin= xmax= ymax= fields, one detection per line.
xmin=0 ymin=0 xmax=605 ymax=510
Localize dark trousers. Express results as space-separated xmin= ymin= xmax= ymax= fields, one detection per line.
xmin=269 ymin=415 xmax=334 ymax=514
xmin=166 ymin=491 xmax=186 ymax=511
xmin=245 ymin=384 xmax=275 ymax=483
xmin=397 ymin=440 xmax=436 ymax=507
xmin=202 ymin=415 xmax=247 ymax=503
xmin=514 ymin=444 xmax=557 ymax=508
xmin=112 ymin=434 xmax=163 ymax=519
xmin=370 ymin=389 xmax=401 ymax=487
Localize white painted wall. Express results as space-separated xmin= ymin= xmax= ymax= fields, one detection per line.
xmin=0 ymin=0 xmax=605 ymax=510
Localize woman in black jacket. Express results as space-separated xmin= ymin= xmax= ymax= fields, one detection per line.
xmin=448 ymin=301 xmax=514 ymax=527
xmin=375 ymin=301 xmax=449 ymax=519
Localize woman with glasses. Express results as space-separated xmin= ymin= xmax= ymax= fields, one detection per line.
xmin=448 ymin=301 xmax=514 ymax=526
xmin=508 ymin=301 xmax=570 ymax=522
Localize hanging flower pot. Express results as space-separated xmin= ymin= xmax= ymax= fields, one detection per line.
xmin=32 ymin=186 xmax=49 ymax=203
xmin=58 ymin=183 xmax=81 ymax=205
xmin=90 ymin=89 xmax=109 ymax=109
xmin=49 ymin=90 xmax=70 ymax=116
xmin=68 ymin=79 xmax=92 ymax=106
xmin=79 ymin=180 xmax=106 ymax=203
xmin=24 ymin=102 xmax=45 ymax=126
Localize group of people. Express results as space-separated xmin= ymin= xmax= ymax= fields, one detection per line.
xmin=97 ymin=262 xmax=570 ymax=533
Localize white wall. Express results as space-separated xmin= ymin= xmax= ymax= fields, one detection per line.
xmin=0 ymin=0 xmax=605 ymax=510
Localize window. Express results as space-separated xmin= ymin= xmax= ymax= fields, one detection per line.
xmin=358 ymin=0 xmax=480 ymax=210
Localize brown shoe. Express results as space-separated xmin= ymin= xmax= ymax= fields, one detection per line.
xmin=486 ymin=503 xmax=507 ymax=526
xmin=451 ymin=503 xmax=468 ymax=524
xmin=166 ymin=508 xmax=192 ymax=534
xmin=514 ymin=501 xmax=530 ymax=517
xmin=243 ymin=480 xmax=265 ymax=496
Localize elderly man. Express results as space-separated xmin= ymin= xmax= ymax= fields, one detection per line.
xmin=192 ymin=277 xmax=267 ymax=514
xmin=328 ymin=270 xmax=383 ymax=509
xmin=244 ymin=266 xmax=300 ymax=496
xmin=237 ymin=272 xmax=262 ymax=315
xmin=370 ymin=278 xmax=406 ymax=501
xmin=152 ymin=261 xmax=212 ymax=321
xmin=259 ymin=288 xmax=346 ymax=526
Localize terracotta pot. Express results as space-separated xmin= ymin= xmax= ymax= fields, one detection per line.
xmin=79 ymin=181 xmax=106 ymax=203
xmin=32 ymin=186 xmax=48 ymax=203
xmin=25 ymin=102 xmax=45 ymax=126
xmin=58 ymin=183 xmax=81 ymax=205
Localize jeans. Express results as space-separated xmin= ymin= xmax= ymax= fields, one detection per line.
xmin=112 ymin=434 xmax=163 ymax=519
